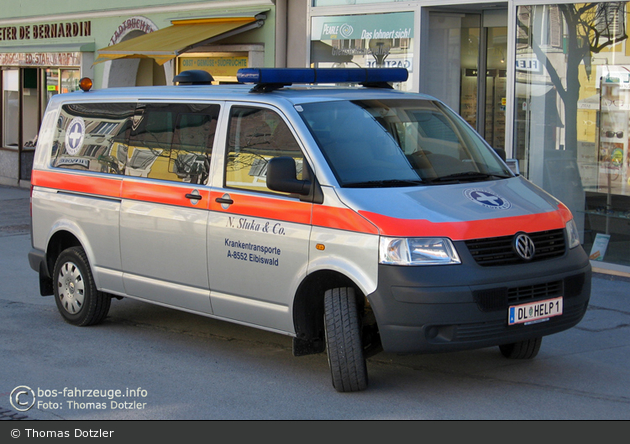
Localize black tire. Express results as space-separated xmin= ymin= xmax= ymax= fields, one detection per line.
xmin=324 ymin=287 xmax=368 ymax=392
xmin=53 ymin=246 xmax=111 ymax=326
xmin=499 ymin=337 xmax=543 ymax=359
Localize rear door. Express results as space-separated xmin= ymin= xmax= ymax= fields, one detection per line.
xmin=207 ymin=104 xmax=312 ymax=333
xmin=119 ymin=102 xmax=220 ymax=313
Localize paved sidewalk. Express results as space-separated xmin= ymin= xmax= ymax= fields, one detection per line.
xmin=0 ymin=184 xmax=628 ymax=420
xmin=0 ymin=185 xmax=30 ymax=237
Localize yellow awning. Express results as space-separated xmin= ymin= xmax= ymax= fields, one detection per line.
xmin=94 ymin=17 xmax=259 ymax=65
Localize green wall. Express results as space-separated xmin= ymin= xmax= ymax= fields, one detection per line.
xmin=0 ymin=1 xmax=277 ymax=85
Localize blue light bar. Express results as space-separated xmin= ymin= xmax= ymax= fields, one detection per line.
xmin=237 ymin=68 xmax=408 ymax=88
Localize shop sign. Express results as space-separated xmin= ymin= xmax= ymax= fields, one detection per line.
xmin=515 ymin=56 xmax=541 ymax=73
xmin=366 ymin=57 xmax=412 ymax=71
xmin=0 ymin=21 xmax=91 ymax=42
xmin=596 ymin=65 xmax=630 ymax=89
xmin=109 ymin=17 xmax=157 ymax=46
xmin=178 ymin=56 xmax=248 ymax=77
xmin=312 ymin=12 xmax=414 ymax=41
xmin=0 ymin=52 xmax=81 ymax=66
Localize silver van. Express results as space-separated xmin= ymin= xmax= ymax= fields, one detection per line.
xmin=29 ymin=68 xmax=591 ymax=392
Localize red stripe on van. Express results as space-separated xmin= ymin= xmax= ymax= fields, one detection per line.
xmin=360 ymin=206 xmax=572 ymax=240
xmin=31 ymin=170 xmax=121 ymax=198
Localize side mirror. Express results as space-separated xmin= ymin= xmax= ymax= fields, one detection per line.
xmin=266 ymin=156 xmax=311 ymax=195
xmin=494 ymin=147 xmax=507 ymax=162
xmin=506 ymin=158 xmax=520 ymax=175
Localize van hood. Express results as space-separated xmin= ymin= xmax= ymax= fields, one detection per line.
xmin=335 ymin=177 xmax=572 ymax=240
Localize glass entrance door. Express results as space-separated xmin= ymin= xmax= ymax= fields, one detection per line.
xmin=484 ymin=27 xmax=508 ymax=150
xmin=460 ymin=20 xmax=507 ymax=150
xmin=426 ymin=10 xmax=507 ymax=150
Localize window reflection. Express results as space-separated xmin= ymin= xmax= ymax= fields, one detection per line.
xmin=515 ymin=2 xmax=630 ymax=267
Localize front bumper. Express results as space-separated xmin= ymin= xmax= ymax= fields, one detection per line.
xmin=367 ymin=244 xmax=591 ymax=354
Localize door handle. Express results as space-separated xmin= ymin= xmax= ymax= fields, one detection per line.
xmin=185 ymin=193 xmax=203 ymax=200
xmin=215 ymin=193 xmax=234 ymax=206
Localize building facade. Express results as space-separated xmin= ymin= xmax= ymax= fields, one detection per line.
xmin=292 ymin=0 xmax=630 ymax=275
xmin=1 ymin=0 xmax=628 ymax=274
xmin=0 ymin=0 xmax=281 ymax=186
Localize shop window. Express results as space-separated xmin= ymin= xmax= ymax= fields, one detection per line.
xmin=310 ymin=12 xmax=414 ymax=91
xmin=2 ymin=69 xmax=19 ymax=147
xmin=515 ymin=2 xmax=630 ymax=268
xmin=43 ymin=68 xmax=80 ymax=114
xmin=45 ymin=68 xmax=59 ymax=101
xmin=594 ymin=2 xmax=626 ymax=39
xmin=60 ymin=69 xmax=80 ymax=94
xmin=22 ymin=68 xmax=39 ymax=147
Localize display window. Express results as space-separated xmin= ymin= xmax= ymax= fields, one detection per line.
xmin=310 ymin=12 xmax=414 ymax=91
xmin=515 ymin=2 xmax=630 ymax=268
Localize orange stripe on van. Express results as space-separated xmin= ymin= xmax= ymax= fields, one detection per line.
xmin=313 ymin=205 xmax=379 ymax=234
xmin=31 ymin=170 xmax=122 ymax=198
xmin=122 ymin=180 xmax=210 ymax=209
xmin=209 ymin=191 xmax=312 ymax=224
xmin=359 ymin=206 xmax=573 ymax=240
xmin=209 ymin=191 xmax=380 ymax=233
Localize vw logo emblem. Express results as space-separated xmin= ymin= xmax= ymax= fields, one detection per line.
xmin=514 ymin=233 xmax=536 ymax=260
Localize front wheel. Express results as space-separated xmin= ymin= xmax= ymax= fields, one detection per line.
xmin=53 ymin=246 xmax=111 ymax=326
xmin=324 ymin=287 xmax=368 ymax=392
xmin=499 ymin=337 xmax=542 ymax=359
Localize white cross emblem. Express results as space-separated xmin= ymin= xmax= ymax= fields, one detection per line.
xmin=471 ymin=191 xmax=503 ymax=207
xmin=65 ymin=117 xmax=85 ymax=155
xmin=464 ymin=188 xmax=512 ymax=210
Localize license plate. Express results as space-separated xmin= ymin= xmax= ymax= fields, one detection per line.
xmin=508 ymin=297 xmax=563 ymax=325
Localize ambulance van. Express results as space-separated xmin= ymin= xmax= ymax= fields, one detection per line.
xmin=29 ymin=68 xmax=591 ymax=392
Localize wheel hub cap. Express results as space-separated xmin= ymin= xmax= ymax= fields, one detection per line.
xmin=57 ymin=261 xmax=85 ymax=314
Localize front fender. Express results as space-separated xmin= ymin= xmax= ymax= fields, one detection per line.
xmin=307 ymin=227 xmax=379 ymax=298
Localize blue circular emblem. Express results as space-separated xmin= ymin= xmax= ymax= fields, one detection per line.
xmin=464 ymin=188 xmax=512 ymax=210
xmin=65 ymin=117 xmax=86 ymax=155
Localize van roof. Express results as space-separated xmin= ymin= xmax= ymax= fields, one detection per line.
xmin=52 ymin=68 xmax=434 ymax=107
xmin=50 ymin=83 xmax=434 ymax=107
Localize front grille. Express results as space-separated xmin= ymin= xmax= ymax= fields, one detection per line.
xmin=473 ymin=282 xmax=564 ymax=313
xmin=473 ymin=274 xmax=585 ymax=313
xmin=507 ymin=280 xmax=563 ymax=305
xmin=454 ymin=301 xmax=588 ymax=342
xmin=465 ymin=229 xmax=566 ymax=266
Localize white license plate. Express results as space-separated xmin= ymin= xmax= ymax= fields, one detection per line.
xmin=508 ymin=297 xmax=563 ymax=325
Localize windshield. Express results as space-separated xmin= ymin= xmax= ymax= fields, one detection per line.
xmin=297 ymin=99 xmax=512 ymax=187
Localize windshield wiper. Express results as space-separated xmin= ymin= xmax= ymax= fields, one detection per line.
xmin=343 ymin=179 xmax=424 ymax=188
xmin=425 ymin=172 xmax=511 ymax=184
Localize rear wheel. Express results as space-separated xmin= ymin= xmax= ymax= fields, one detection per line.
xmin=499 ymin=337 xmax=543 ymax=359
xmin=53 ymin=246 xmax=111 ymax=326
xmin=324 ymin=287 xmax=368 ymax=392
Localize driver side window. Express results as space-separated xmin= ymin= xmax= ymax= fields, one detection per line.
xmin=225 ymin=106 xmax=304 ymax=195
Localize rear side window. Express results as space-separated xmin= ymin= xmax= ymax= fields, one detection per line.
xmin=52 ymin=103 xmax=135 ymax=174
xmin=52 ymin=102 xmax=220 ymax=185
xmin=128 ymin=103 xmax=219 ymax=184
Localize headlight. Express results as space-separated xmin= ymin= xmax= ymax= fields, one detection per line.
xmin=566 ymin=219 xmax=580 ymax=249
xmin=379 ymin=237 xmax=461 ymax=265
